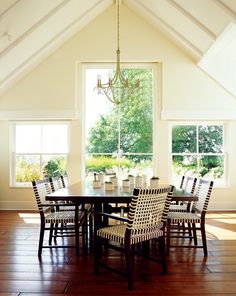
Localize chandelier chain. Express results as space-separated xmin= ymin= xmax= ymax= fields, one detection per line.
xmin=117 ymin=0 xmax=120 ymax=51
xmin=94 ymin=0 xmax=140 ymax=105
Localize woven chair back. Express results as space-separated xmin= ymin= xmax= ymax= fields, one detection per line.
xmin=49 ymin=176 xmax=63 ymax=192
xmin=194 ymin=179 xmax=214 ymax=213
xmin=183 ymin=176 xmax=197 ymax=194
xmin=32 ymin=179 xmax=52 ymax=213
xmin=127 ymin=186 xmax=171 ymax=234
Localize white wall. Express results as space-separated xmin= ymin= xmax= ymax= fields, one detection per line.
xmin=0 ymin=5 xmax=236 ymax=210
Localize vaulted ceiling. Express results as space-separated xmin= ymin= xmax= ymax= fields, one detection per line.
xmin=0 ymin=0 xmax=236 ymax=96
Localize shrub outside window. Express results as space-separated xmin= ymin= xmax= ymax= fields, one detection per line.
xmin=171 ymin=124 xmax=225 ymax=186
xmin=11 ymin=123 xmax=69 ymax=187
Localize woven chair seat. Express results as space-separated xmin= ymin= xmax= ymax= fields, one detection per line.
xmin=97 ymin=223 xmax=164 ymax=245
xmin=57 ymin=205 xmax=75 ymax=211
xmin=169 ymin=204 xmax=187 ymax=212
xmin=167 ymin=211 xmax=201 ymax=224
xmin=45 ymin=211 xmax=76 ymax=224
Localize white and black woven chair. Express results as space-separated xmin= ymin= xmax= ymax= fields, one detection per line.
xmin=169 ymin=176 xmax=197 ymax=212
xmin=94 ymin=186 xmax=172 ymax=290
xmin=51 ymin=175 xmax=93 ymax=249
xmin=166 ymin=179 xmax=214 ymax=256
xmin=32 ymin=178 xmax=85 ymax=257
xmin=49 ymin=176 xmax=75 ymax=211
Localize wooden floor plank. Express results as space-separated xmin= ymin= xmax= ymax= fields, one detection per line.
xmin=0 ymin=210 xmax=236 ymax=294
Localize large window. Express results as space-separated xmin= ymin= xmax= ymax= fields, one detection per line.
xmin=11 ymin=122 xmax=69 ymax=187
xmin=85 ymin=66 xmax=155 ymax=179
xmin=171 ymin=124 xmax=225 ymax=186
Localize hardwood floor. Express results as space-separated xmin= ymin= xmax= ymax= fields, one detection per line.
xmin=1 ymin=210 xmax=236 ymax=295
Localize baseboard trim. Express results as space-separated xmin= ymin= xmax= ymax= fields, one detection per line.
xmin=0 ymin=201 xmax=37 ymax=210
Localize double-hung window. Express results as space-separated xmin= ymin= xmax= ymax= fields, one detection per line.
xmin=84 ymin=65 xmax=155 ymax=179
xmin=11 ymin=122 xmax=69 ymax=187
xmin=171 ymin=124 xmax=225 ymax=186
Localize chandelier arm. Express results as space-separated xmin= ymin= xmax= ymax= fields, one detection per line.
xmin=95 ymin=0 xmax=140 ymax=105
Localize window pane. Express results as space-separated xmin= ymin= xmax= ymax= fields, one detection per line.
xmin=85 ymin=154 xmax=152 ymax=179
xmin=120 ymin=69 xmax=153 ymax=154
xmin=172 ymin=125 xmax=197 ymax=153
xmin=172 ymin=155 xmax=198 ymax=178
xmin=16 ymin=125 xmax=41 ymax=153
xmin=122 ymin=154 xmax=153 ymax=177
xmin=15 ymin=155 xmax=40 ymax=182
xmin=42 ymin=155 xmax=67 ymax=177
xmin=85 ymin=69 xmax=118 ymax=154
xmin=42 ymin=125 xmax=68 ymax=153
xmin=199 ymin=125 xmax=223 ymax=153
xmin=87 ymin=114 xmax=118 ymax=154
xmin=85 ymin=67 xmax=154 ymax=177
xmin=199 ymin=155 xmax=224 ymax=180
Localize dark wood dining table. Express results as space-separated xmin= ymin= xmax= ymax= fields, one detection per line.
xmin=46 ymin=181 xmax=198 ymax=254
xmin=45 ymin=181 xmax=198 ymax=204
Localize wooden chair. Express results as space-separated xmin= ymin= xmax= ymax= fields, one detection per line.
xmin=169 ymin=176 xmax=197 ymax=212
xmin=50 ymin=175 xmax=93 ymax=249
xmin=166 ymin=179 xmax=214 ymax=256
xmin=32 ymin=179 xmax=85 ymax=257
xmin=49 ymin=176 xmax=75 ymax=210
xmin=94 ymin=186 xmax=172 ymax=290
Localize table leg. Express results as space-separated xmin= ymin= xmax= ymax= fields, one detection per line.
xmin=93 ymin=202 xmax=102 ymax=246
xmin=75 ymin=203 xmax=79 ymax=256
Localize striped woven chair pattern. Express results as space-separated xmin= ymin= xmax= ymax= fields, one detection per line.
xmin=49 ymin=176 xmax=75 ymax=211
xmin=32 ymin=178 xmax=84 ymax=256
xmin=94 ymin=186 xmax=172 ymax=290
xmin=169 ymin=176 xmax=197 ymax=212
xmin=166 ymin=178 xmax=214 ymax=256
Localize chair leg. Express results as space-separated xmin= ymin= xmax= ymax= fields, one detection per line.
xmin=125 ymin=243 xmax=134 ymax=290
xmin=49 ymin=222 xmax=54 ymax=245
xmin=201 ymin=223 xmax=208 ymax=256
xmin=166 ymin=220 xmax=171 ymax=256
xmin=38 ymin=223 xmax=45 ymax=257
xmin=192 ymin=223 xmax=198 ymax=246
xmin=94 ymin=235 xmax=102 ymax=275
xmin=54 ymin=222 xmax=58 ymax=240
xmin=158 ymin=236 xmax=167 ymax=274
xmin=89 ymin=212 xmax=94 ymax=249
xmin=75 ymin=205 xmax=80 ymax=256
xmin=188 ymin=222 xmax=192 ymax=239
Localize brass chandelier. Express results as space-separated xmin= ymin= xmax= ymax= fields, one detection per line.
xmin=94 ymin=0 xmax=140 ymax=105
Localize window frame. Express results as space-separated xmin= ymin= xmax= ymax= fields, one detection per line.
xmin=169 ymin=121 xmax=227 ymax=187
xmin=10 ymin=121 xmax=70 ymax=188
xmin=82 ymin=62 xmax=158 ymax=178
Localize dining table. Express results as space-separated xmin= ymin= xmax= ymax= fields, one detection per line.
xmin=45 ymin=181 xmax=198 ymax=254
xmin=45 ymin=181 xmax=198 ymax=204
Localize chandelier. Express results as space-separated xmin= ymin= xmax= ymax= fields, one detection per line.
xmin=94 ymin=0 xmax=140 ymax=105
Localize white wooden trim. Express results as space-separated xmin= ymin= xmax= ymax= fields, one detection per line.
xmin=161 ymin=110 xmax=236 ymax=120
xmin=0 ymin=109 xmax=78 ymax=120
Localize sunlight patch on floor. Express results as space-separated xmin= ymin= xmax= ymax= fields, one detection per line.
xmin=206 ymin=224 xmax=236 ymax=240
xmin=18 ymin=212 xmax=40 ymax=224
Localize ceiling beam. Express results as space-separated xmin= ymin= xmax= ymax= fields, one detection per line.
xmin=167 ymin=0 xmax=216 ymax=40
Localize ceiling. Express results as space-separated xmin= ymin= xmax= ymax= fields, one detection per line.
xmin=0 ymin=0 xmax=236 ymax=96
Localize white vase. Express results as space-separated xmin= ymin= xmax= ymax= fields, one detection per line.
xmin=98 ymin=173 xmax=105 ymax=184
xmin=150 ymin=178 xmax=159 ymax=189
xmin=93 ymin=180 xmax=101 ymax=188
xmin=122 ymin=179 xmax=130 ymax=188
xmin=128 ymin=175 xmax=134 ymax=186
xmin=135 ymin=176 xmax=143 ymax=188
xmin=105 ymin=182 xmax=114 ymax=191
xmin=110 ymin=176 xmax=118 ymax=187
